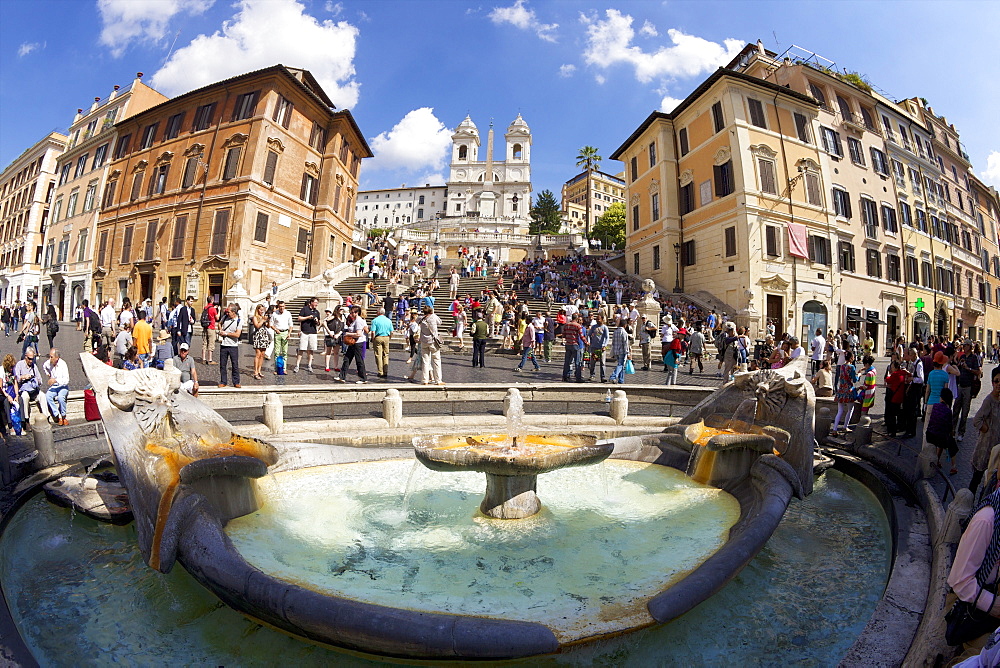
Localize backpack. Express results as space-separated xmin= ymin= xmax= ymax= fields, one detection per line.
xmin=200 ymin=306 xmax=212 ymax=329
xmin=47 ymin=319 xmax=59 ymax=335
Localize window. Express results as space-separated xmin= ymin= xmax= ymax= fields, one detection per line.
xmin=714 ymin=160 xmax=734 ymax=197
xmin=149 ymin=164 xmax=169 ymax=195
xmin=93 ymin=143 xmax=108 ymax=169
xmin=758 ymin=158 xmax=777 ymax=195
xmin=300 ymin=173 xmax=318 ymax=205
xmin=836 ymin=96 xmax=852 ymax=120
xmin=120 ymin=224 xmax=133 ymax=264
xmin=58 ymin=163 xmax=71 ymax=186
xmin=165 ymin=113 xmax=185 ymax=140
xmin=333 ymin=184 xmax=342 ymax=213
xmin=832 ymin=187 xmax=852 ymax=218
xmin=139 ymin=122 xmax=159 ymax=150
xmin=881 ymin=204 xmax=898 ymax=233
xmin=882 ymin=115 xmax=896 ymax=142
xmin=97 ymin=230 xmax=108 ymax=267
xmin=679 ymin=182 xmax=695 ymax=214
xmin=67 ymin=191 xmax=78 ymax=218
xmin=921 ymin=261 xmax=933 ymax=288
xmin=52 ymin=198 xmax=62 ymax=222
xmin=900 ymin=202 xmax=912 ymax=227
xmin=210 ymin=210 xmax=229 ymax=256
xmin=192 ymin=103 xmax=217 ymax=132
xmin=681 ymin=239 xmax=696 ymax=266
xmin=916 ymin=208 xmax=927 ymax=233
xmin=794 ymin=112 xmax=811 ymax=143
xmin=892 ymin=159 xmax=905 ymax=182
xmin=887 ymin=255 xmax=901 ymax=282
xmin=74 ymin=155 xmax=89 ymax=179
xmin=804 ymin=172 xmax=822 ymax=206
xmin=262 ymin=150 xmax=278 ymax=186
xmin=651 ymin=193 xmax=660 ymax=220
xmin=254 ymin=212 xmax=268 ymax=243
xmin=170 ymin=215 xmax=187 ymax=258
xmin=77 ymin=229 xmax=89 ymax=263
xmin=847 ymin=137 xmax=865 ymax=165
xmin=821 ymin=127 xmax=843 ymax=158
xmin=905 ymin=256 xmax=919 ymax=284
xmin=838 ymin=241 xmax=856 ymax=272
xmin=865 ymin=249 xmax=881 ymax=278
xmin=860 ymin=197 xmax=879 ymax=238
xmin=182 ymin=156 xmax=200 ymax=188
xmin=143 ymin=220 xmax=157 ymax=260
xmin=418 ymin=194 xmax=425 ymax=205
xmin=648 ymin=142 xmax=657 ymax=168
xmin=712 ymin=102 xmax=724 ymax=133
xmin=113 ymin=133 xmax=131 ymax=159
xmin=724 ymin=226 xmax=737 ymax=257
xmin=633 ymin=253 xmax=640 ymax=275
xmin=765 ymin=226 xmax=780 ymax=257
xmin=870 ymin=147 xmax=889 ymax=176
xmin=417 ymin=208 xmax=423 ymax=218
xmin=130 ymin=172 xmax=143 ymax=201
xmin=297 ymin=228 xmax=309 ymax=255
xmin=652 ymin=245 xmax=660 ymax=270
xmin=748 ymin=98 xmax=766 ymax=128
xmin=273 ymin=95 xmax=293 ymax=128
xmin=231 ymin=91 xmax=259 ymax=121
xmin=679 ymin=128 xmax=690 ymax=155
xmin=632 ymin=204 xmax=640 ymax=231
xmin=630 ymin=156 xmax=638 ymax=181
xmin=83 ymin=183 xmax=96 ymax=211
xmin=309 ymin=122 xmax=326 ymax=151
xmin=808 ymin=235 xmax=831 ymax=265
xmin=102 ymin=179 xmax=117 ymax=209
xmin=222 ymin=146 xmax=241 ymax=181
xmin=860 ymin=107 xmax=876 ymax=132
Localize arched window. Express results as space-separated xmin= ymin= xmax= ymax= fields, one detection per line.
xmin=458 ymin=145 xmax=468 ymax=160
xmin=512 ymin=143 xmax=522 ymax=159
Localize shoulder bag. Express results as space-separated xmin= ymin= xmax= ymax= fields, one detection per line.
xmin=945 ymin=587 xmax=1000 ymax=646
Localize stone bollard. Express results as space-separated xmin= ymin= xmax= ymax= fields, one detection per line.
xmin=815 ymin=407 xmax=833 ymax=445
xmin=917 ymin=433 xmax=939 ymax=479
xmin=262 ymin=393 xmax=283 ymax=434
xmin=610 ymin=390 xmax=628 ymax=425
xmin=32 ymin=413 xmax=55 ymax=467
xmin=383 ymin=389 xmax=402 ymax=428
xmin=850 ymin=415 xmax=873 ymax=449
xmin=939 ymin=488 xmax=974 ymax=547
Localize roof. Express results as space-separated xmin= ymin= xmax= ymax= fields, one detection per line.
xmin=563 ymin=169 xmax=626 ymax=187
xmin=609 ymin=67 xmax=819 ymax=160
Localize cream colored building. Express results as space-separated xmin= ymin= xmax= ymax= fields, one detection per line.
xmin=560 ymin=169 xmax=626 ymax=237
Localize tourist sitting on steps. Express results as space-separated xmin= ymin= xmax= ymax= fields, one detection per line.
xmin=172 ymin=343 xmax=199 ymax=396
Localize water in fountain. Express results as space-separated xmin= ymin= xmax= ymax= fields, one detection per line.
xmin=505 ymin=388 xmax=525 ymax=451
xmin=729 ymin=398 xmax=758 ymax=431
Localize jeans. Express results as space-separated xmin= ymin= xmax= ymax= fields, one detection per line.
xmin=219 ymin=345 xmax=240 ymax=386
xmin=588 ymin=347 xmax=606 ymax=380
xmin=517 ymin=346 xmax=539 ymax=370
xmin=902 ymin=383 xmax=922 ymax=435
xmin=46 ymin=384 xmax=68 ymax=417
xmin=563 ymin=344 xmax=582 ymax=381
xmin=611 ymin=355 xmax=628 ymax=384
xmin=664 ymin=365 xmax=678 ymax=386
xmin=955 ymin=385 xmax=974 ymax=435
xmin=341 ymin=342 xmax=368 ymax=381
xmin=472 ymin=338 xmax=486 ymax=367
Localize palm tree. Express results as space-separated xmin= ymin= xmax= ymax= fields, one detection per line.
xmin=575 ymin=146 xmax=602 ymax=242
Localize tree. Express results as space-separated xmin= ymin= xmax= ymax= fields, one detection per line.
xmin=529 ymin=189 xmax=563 ymax=234
xmin=575 ymin=146 xmax=602 ymax=239
xmin=591 ymin=202 xmax=625 ymax=250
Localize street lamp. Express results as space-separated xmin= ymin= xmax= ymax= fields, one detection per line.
xmin=673 ymin=242 xmax=682 ymax=293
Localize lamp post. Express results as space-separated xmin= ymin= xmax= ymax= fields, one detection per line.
xmin=673 ymin=242 xmax=682 ymax=293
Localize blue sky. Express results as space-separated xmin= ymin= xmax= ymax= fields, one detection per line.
xmin=2 ymin=0 xmax=999 ymax=196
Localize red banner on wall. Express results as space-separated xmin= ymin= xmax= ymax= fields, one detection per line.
xmin=787 ymin=222 xmax=809 ymax=258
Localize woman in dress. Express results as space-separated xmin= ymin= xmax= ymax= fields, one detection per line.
xmin=322 ymin=306 xmax=344 ymax=373
xmin=453 ymin=304 xmax=467 ymax=351
xmin=860 ymin=355 xmax=878 ymax=413
xmin=832 ymin=350 xmax=860 ymax=435
xmin=251 ymin=304 xmax=270 ymax=380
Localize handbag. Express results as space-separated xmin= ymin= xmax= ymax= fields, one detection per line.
xmin=624 ymin=358 xmax=635 ymax=375
xmin=15 ymin=333 xmax=24 ymax=343
xmin=945 ymin=589 xmax=1000 ymax=646
xmin=342 ymin=331 xmax=359 ymax=345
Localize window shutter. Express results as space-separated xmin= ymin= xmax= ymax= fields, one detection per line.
xmin=171 ymin=215 xmax=187 ymax=258
xmin=210 ymin=209 xmax=229 ymax=256
xmin=759 ymin=159 xmax=776 ymax=195
xmin=254 ymin=212 xmax=268 ymax=243
xmin=130 ymin=173 xmax=143 ymax=200
xmin=120 ymin=225 xmax=133 ymax=264
xmin=714 ymin=165 xmax=723 ymax=196
xmin=97 ymin=230 xmax=108 ymax=267
xmin=222 ymin=147 xmax=240 ymax=181
xmin=300 ymin=174 xmax=308 ymax=201
xmin=765 ymin=226 xmax=778 ymax=256
xmin=794 ymin=113 xmax=810 ymax=143
xmin=309 ymin=175 xmax=319 ymax=205
xmin=182 ymin=157 xmax=198 ymax=188
xmin=263 ymin=151 xmax=278 ymax=185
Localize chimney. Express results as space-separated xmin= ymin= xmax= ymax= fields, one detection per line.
xmin=109 ymin=84 xmax=120 ymax=101
xmin=91 ymin=96 xmax=100 ymax=112
xmin=74 ymin=109 xmax=83 ymax=123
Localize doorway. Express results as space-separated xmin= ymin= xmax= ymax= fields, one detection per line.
xmin=139 ymin=274 xmax=153 ymax=305
xmin=801 ymin=300 xmax=828 ymax=342
xmin=886 ymin=306 xmax=900 ymax=343
xmin=935 ymin=305 xmax=948 ymax=337
xmin=913 ymin=312 xmax=931 ymax=342
xmin=208 ymin=273 xmax=224 ymax=305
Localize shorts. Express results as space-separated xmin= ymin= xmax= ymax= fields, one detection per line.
xmin=299 ymin=333 xmax=318 ymax=352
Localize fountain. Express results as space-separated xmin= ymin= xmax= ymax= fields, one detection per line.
xmin=413 ymin=388 xmax=614 ymax=518
xmin=0 ymin=353 xmax=826 ymax=661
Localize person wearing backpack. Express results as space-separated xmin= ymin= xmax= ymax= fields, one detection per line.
xmin=200 ymin=298 xmax=219 ymax=365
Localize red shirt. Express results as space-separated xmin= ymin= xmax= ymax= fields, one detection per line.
xmin=562 ymin=321 xmax=584 ymax=346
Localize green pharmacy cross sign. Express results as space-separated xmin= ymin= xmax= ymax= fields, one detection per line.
xmin=913 ymin=298 xmax=925 ymax=311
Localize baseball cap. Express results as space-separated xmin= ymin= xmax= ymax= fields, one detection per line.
xmin=179 ymin=342 xmax=190 ymax=351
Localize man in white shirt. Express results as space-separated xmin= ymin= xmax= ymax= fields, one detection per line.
xmin=269 ymin=300 xmax=293 ymax=374
xmin=43 ymin=348 xmax=70 ymax=426
xmin=449 ymin=268 xmax=461 ymax=300
xmin=788 ymin=336 xmax=806 ymax=360
xmin=100 ymin=298 xmax=117 ymax=348
xmin=810 ymin=328 xmax=826 ymax=374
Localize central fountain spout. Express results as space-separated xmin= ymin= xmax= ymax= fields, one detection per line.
xmin=414 ymin=390 xmax=613 ymax=519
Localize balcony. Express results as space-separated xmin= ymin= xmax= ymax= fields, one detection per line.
xmin=47 ymin=263 xmax=68 ymax=277
xmin=962 ymin=297 xmax=985 ymax=316
xmin=840 ymin=112 xmax=880 ymax=136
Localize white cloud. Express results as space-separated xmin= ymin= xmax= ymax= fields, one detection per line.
xmin=594 ymin=74 xmax=606 ymax=85
xmin=17 ymin=42 xmax=42 ymax=57
xmin=324 ymin=1 xmax=343 ymax=16
xmin=982 ymin=151 xmax=1000 ymax=189
xmin=558 ymin=64 xmax=576 ymax=78
xmin=98 ymin=0 xmax=210 ymax=57
xmin=640 ymin=20 xmax=658 ymax=37
xmin=366 ymin=108 xmax=453 ymax=176
xmin=489 ymin=0 xmax=558 ymax=42
xmin=580 ymin=10 xmax=742 ymax=83
xmin=659 ymin=96 xmax=683 ymax=112
xmin=150 ymin=0 xmax=360 ymax=109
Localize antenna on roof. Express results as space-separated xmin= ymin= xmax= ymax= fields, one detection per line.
xmin=772 ymin=30 xmax=780 ymax=49
xmin=162 ymin=30 xmax=181 ymax=66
